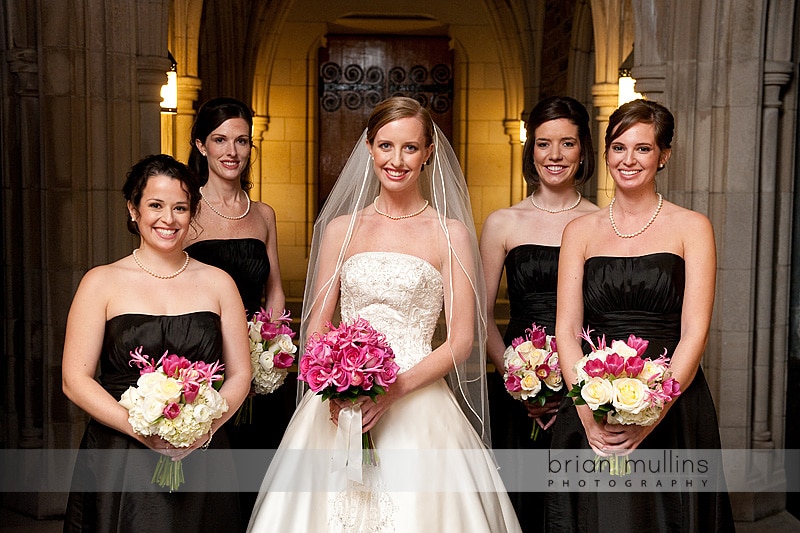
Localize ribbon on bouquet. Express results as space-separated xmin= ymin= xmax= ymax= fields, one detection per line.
xmin=332 ymin=403 xmax=364 ymax=483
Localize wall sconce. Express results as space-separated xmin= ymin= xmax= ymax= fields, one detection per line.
xmin=617 ymin=48 xmax=641 ymax=107
xmin=160 ymin=52 xmax=177 ymax=114
xmin=519 ymin=120 xmax=527 ymax=144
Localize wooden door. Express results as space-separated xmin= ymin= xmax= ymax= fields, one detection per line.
xmin=317 ymin=35 xmax=454 ymax=211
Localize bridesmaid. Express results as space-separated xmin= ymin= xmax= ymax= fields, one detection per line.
xmin=184 ymin=97 xmax=291 ymax=526
xmin=62 ymin=154 xmax=250 ymax=532
xmin=480 ymin=96 xmax=598 ymax=531
xmin=546 ymin=99 xmax=734 ymax=532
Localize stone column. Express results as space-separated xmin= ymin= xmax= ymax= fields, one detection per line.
xmin=504 ymin=119 xmax=525 ymax=203
xmin=591 ymin=83 xmax=617 ymax=207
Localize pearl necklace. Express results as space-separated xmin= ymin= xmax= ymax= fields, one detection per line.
xmin=199 ymin=186 xmax=251 ymax=220
xmin=132 ymin=249 xmax=190 ymax=279
xmin=609 ymin=193 xmax=663 ymax=239
xmin=529 ymin=191 xmax=582 ymax=213
xmin=373 ymin=196 xmax=429 ymax=220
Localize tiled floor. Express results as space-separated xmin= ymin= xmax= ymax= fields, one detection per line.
xmin=3 ymin=505 xmax=800 ymax=532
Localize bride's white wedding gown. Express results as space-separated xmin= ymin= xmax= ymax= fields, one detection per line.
xmin=248 ymin=252 xmax=521 ymax=532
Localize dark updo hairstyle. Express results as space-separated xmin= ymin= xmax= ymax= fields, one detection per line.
xmin=522 ymin=96 xmax=595 ymax=187
xmin=123 ymin=154 xmax=201 ymax=235
xmin=189 ymin=97 xmax=254 ymax=190
xmin=366 ymin=96 xmax=435 ymax=148
xmin=605 ymin=99 xmax=674 ymax=156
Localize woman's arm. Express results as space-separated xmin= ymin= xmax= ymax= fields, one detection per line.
xmin=479 ymin=210 xmax=509 ymax=370
xmin=259 ymin=202 xmax=286 ymax=314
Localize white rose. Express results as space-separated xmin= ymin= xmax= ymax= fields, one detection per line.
xmin=274 ymin=334 xmax=297 ymax=354
xmin=141 ymin=395 xmax=166 ymax=424
xmin=119 ymin=387 xmax=140 ymax=410
xmin=580 ymin=377 xmax=614 ymax=410
xmin=610 ymin=340 xmax=637 ymax=359
xmin=136 ymin=371 xmax=166 ymax=396
xmin=638 ymin=360 xmax=666 ymax=383
xmin=611 ymin=377 xmax=649 ymax=414
xmin=258 ymin=351 xmax=275 ymax=370
xmin=192 ymin=402 xmax=213 ymax=423
xmin=574 ymin=356 xmax=590 ymax=383
xmin=520 ymin=371 xmax=542 ymax=396
xmin=156 ymin=377 xmax=183 ymax=404
xmin=250 ymin=339 xmax=264 ymax=356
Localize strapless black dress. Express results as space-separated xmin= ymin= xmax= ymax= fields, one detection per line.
xmin=545 ymin=253 xmax=734 ymax=533
xmin=488 ymin=244 xmax=560 ymax=532
xmin=63 ymin=312 xmax=242 ymax=533
xmin=185 ymin=238 xmax=296 ymax=526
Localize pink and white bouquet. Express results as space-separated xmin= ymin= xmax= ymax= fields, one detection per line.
xmin=119 ymin=346 xmax=228 ymax=491
xmin=236 ymin=307 xmax=297 ymax=425
xmin=503 ymin=323 xmax=563 ymax=440
xmin=567 ymin=328 xmax=682 ymax=474
xmin=299 ymin=317 xmax=399 ymax=469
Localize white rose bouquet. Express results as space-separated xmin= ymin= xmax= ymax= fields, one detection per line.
xmin=236 ymin=307 xmax=297 ymax=425
xmin=566 ymin=327 xmax=682 ymax=474
xmin=119 ymin=346 xmax=228 ymax=491
xmin=502 ymin=322 xmax=563 ymax=440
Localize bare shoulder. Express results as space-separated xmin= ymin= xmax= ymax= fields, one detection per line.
xmin=252 ymin=199 xmax=276 ymax=220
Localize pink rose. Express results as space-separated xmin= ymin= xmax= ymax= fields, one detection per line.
xmin=330 ymin=366 xmax=350 ymax=392
xmin=375 ymin=362 xmax=398 ymax=387
xmin=163 ymin=402 xmax=181 ymax=419
xmin=274 ymin=351 xmax=294 ymax=369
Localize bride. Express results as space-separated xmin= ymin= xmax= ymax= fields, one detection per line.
xmin=247 ymin=97 xmax=521 ymax=532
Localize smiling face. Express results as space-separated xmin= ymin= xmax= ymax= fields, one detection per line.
xmin=606 ymin=121 xmax=670 ymax=191
xmin=367 ymin=116 xmax=434 ymax=194
xmin=196 ymin=117 xmax=251 ymax=184
xmin=531 ymin=118 xmax=583 ymax=189
xmin=129 ymin=173 xmax=192 ymax=252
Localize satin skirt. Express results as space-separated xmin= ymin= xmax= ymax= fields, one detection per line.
xmin=247 ymin=378 xmax=521 ymax=533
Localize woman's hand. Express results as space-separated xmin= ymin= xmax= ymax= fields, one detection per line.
xmin=577 ymin=405 xmax=655 ymax=456
xmin=328 ymin=386 xmax=401 ymax=432
xmin=525 ymin=396 xmax=561 ymax=430
xmin=138 ymin=433 xmax=209 ymax=461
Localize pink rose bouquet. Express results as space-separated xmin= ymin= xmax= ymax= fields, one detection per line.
xmin=299 ymin=317 xmax=399 ymax=470
xmin=119 ymin=347 xmax=228 ymax=491
xmin=566 ymin=327 xmax=682 ymax=474
xmin=502 ymin=322 xmax=563 ymax=440
xmin=236 ymin=307 xmax=297 ymax=425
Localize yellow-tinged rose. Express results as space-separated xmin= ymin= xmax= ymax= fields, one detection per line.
xmin=544 ymin=371 xmax=563 ymax=391
xmin=157 ymin=377 xmax=183 ymax=404
xmin=580 ymin=377 xmax=614 ymax=410
xmin=515 ymin=341 xmax=546 ymax=366
xmin=520 ymin=371 xmax=542 ymax=395
xmin=638 ymin=360 xmax=666 ymax=383
xmin=611 ymin=377 xmax=649 ymax=414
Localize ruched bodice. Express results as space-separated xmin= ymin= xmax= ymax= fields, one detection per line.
xmin=185 ymin=238 xmax=269 ymax=314
xmin=340 ymin=252 xmax=443 ymax=373
xmin=100 ymin=312 xmax=222 ymax=398
xmin=583 ymin=253 xmax=684 ymax=358
xmin=504 ymin=244 xmax=559 ymax=340
xmin=546 ymin=252 xmax=734 ymax=533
